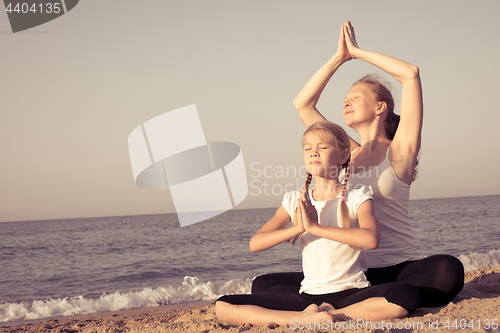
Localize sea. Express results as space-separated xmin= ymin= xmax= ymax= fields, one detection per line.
xmin=1 ymin=194 xmax=499 ymax=323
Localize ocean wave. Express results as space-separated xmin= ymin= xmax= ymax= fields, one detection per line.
xmin=0 ymin=276 xmax=253 ymax=323
xmin=458 ymin=249 xmax=500 ymax=272
xmin=2 ymin=250 xmax=499 ymax=323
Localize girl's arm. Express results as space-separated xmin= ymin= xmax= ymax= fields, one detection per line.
xmin=249 ymin=205 xmax=304 ymax=253
xmin=344 ymin=21 xmax=423 ymax=183
xmin=298 ymin=191 xmax=379 ymax=249
xmin=293 ymin=23 xmax=360 ymax=151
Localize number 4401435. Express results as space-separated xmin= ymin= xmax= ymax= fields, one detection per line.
xmin=5 ymin=3 xmax=62 ymax=14
xmin=442 ymin=319 xmax=498 ymax=330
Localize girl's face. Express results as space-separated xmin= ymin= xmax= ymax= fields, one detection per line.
xmin=302 ymin=132 xmax=347 ymax=179
xmin=343 ymin=82 xmax=380 ymax=128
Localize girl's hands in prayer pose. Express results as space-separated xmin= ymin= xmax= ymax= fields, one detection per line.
xmin=297 ymin=188 xmax=319 ymax=234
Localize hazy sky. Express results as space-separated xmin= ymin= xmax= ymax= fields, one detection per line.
xmin=2 ymin=1 xmax=500 ymax=223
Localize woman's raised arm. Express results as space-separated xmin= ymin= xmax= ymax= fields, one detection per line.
xmin=293 ymin=24 xmax=360 ymax=150
xmin=344 ymin=21 xmax=423 ymax=183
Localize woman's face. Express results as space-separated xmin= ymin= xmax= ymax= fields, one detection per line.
xmin=343 ymin=82 xmax=379 ymax=128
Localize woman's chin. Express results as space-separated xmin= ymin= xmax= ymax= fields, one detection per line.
xmin=345 ymin=121 xmax=356 ymax=129
xmin=343 ymin=118 xmax=355 ymax=128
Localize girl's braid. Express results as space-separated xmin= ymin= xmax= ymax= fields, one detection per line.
xmin=304 ymin=172 xmax=312 ymax=192
xmin=339 ymin=157 xmax=351 ymax=229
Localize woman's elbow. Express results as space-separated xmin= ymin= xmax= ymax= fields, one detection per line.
xmin=292 ymin=97 xmax=303 ymax=111
xmin=407 ymin=65 xmax=420 ymax=80
xmin=293 ymin=96 xmax=314 ymax=112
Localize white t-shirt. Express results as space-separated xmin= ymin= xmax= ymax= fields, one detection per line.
xmin=282 ymin=186 xmax=373 ymax=295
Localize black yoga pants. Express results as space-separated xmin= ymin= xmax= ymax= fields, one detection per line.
xmin=218 ymin=282 xmax=420 ymax=315
xmin=251 ymin=254 xmax=464 ymax=307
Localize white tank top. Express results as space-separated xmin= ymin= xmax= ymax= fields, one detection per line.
xmin=347 ymin=147 xmax=424 ymax=268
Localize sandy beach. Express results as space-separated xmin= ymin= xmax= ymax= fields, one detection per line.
xmin=1 ymin=265 xmax=498 ymax=333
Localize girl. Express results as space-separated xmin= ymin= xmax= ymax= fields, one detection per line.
xmin=215 ymin=122 xmax=419 ymax=327
xmin=252 ymin=21 xmax=464 ymax=307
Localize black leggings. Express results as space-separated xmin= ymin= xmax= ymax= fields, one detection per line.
xmin=218 ymin=282 xmax=420 ymax=314
xmin=251 ymin=255 xmax=464 ymax=308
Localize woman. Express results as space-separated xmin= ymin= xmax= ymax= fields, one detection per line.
xmin=252 ymin=21 xmax=464 ymax=307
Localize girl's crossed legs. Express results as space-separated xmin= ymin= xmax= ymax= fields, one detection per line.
xmin=216 ymin=282 xmax=419 ymax=327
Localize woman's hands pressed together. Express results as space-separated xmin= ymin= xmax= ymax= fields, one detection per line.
xmin=336 ymin=21 xmax=361 ymax=63
xmin=342 ymin=21 xmax=361 ymax=59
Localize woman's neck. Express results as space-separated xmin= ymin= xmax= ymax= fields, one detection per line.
xmin=355 ymin=120 xmax=391 ymax=151
xmin=311 ymin=177 xmax=343 ymax=201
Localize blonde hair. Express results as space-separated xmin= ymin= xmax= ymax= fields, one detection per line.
xmin=289 ymin=121 xmax=351 ymax=245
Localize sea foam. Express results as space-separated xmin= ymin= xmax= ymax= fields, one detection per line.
xmin=2 ymin=250 xmax=499 ymax=323
xmin=458 ymin=249 xmax=500 ymax=272
xmin=0 ymin=276 xmax=253 ymax=323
